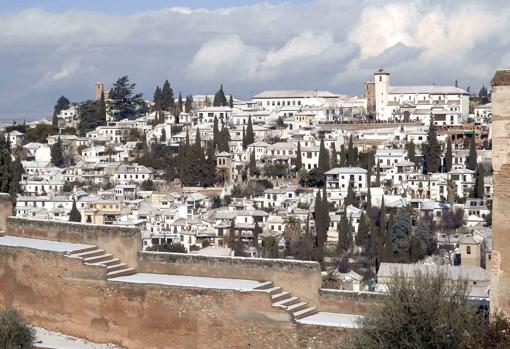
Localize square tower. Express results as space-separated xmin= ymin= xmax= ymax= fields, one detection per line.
xmin=374 ymin=69 xmax=390 ymax=121
xmin=95 ymin=82 xmax=104 ymax=101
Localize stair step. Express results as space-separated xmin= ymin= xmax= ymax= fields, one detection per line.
xmin=106 ymin=263 xmax=128 ymax=272
xmin=287 ymin=302 xmax=308 ymax=313
xmin=100 ymin=258 xmax=121 ymax=266
xmin=254 ymin=281 xmax=273 ymax=290
xmin=271 ymin=291 xmax=291 ymax=302
xmin=265 ymin=287 xmax=282 ymax=295
xmin=84 ymin=254 xmax=113 ymax=263
xmin=71 ymin=249 xmax=105 ymax=259
xmin=68 ymin=245 xmax=98 ymax=255
xmin=273 ymin=296 xmax=300 ymax=308
xmin=107 ymin=268 xmax=136 ymax=278
xmin=292 ymin=307 xmax=318 ymax=320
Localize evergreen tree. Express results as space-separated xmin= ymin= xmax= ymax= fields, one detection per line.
xmin=339 ymin=144 xmax=346 ymax=167
xmin=203 ymin=146 xmax=217 ymax=187
xmin=253 ymin=221 xmax=262 ymax=249
xmin=218 ymin=126 xmax=231 ymax=153
xmin=366 ymin=185 xmax=372 ymax=210
xmin=204 ymin=95 xmax=210 ymax=107
xmin=10 ymin=156 xmax=23 ymax=198
xmin=406 ymin=141 xmax=416 ymax=166
xmin=314 ymin=187 xmax=330 ymax=264
xmin=467 ymin=136 xmax=477 ymax=171
xmin=161 ymin=80 xmax=175 ymax=112
xmin=69 ymin=198 xmax=81 ymax=222
xmin=474 ymin=165 xmax=485 ymax=199
xmin=426 ymin=119 xmax=441 ymax=173
xmin=356 ymin=212 xmax=369 ymax=250
xmin=382 ymin=213 xmax=395 ymax=262
xmin=337 ymin=207 xmax=350 ymax=253
xmin=160 ymin=128 xmax=166 ymax=143
xmin=51 ymin=137 xmax=64 ymax=168
xmin=109 ymin=76 xmax=146 ymax=120
xmin=375 ymin=162 xmax=381 ymax=186
xmin=153 ymin=86 xmax=163 ymax=111
xmin=184 ymin=94 xmax=193 ymax=113
xmin=295 ymin=142 xmax=302 ymax=170
xmin=318 ymin=137 xmax=330 ymax=173
xmin=245 ymin=115 xmax=255 ymax=146
xmin=390 ymin=208 xmax=413 ymax=263
xmin=330 ymin=142 xmax=339 ymax=168
xmin=177 ymin=92 xmax=183 ymax=114
xmin=229 ymin=95 xmax=234 ymax=108
xmin=53 ymin=96 xmax=70 ymax=127
xmin=242 ymin=126 xmax=246 ymax=150
xmin=213 ymin=84 xmax=228 ymax=106
xmin=415 ymin=218 xmax=436 ymax=256
xmin=347 ymin=135 xmax=356 ymax=167
xmin=249 ymin=150 xmax=257 ymax=176
xmin=213 ymin=116 xmax=220 ymax=149
xmin=376 ymin=197 xmax=386 ymax=261
xmin=344 ymin=184 xmax=355 ymax=207
xmin=445 ymin=138 xmax=453 ymax=173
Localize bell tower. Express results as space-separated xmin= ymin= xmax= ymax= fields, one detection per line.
xmin=95 ymin=82 xmax=104 ymax=101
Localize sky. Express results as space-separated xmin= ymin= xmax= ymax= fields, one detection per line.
xmin=1 ymin=0 xmax=509 ymax=119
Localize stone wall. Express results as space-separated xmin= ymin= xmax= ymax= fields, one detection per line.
xmin=0 ymin=246 xmax=346 ymax=349
xmin=491 ymin=69 xmax=510 ymax=315
xmin=6 ymin=217 xmax=142 ymax=267
xmin=0 ymin=194 xmax=12 ymax=232
xmin=318 ymin=289 xmax=383 ymax=314
xmin=137 ymin=251 xmax=322 ymax=305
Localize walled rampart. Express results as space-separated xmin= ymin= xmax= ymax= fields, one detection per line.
xmin=6 ymin=217 xmax=141 ymax=267
xmin=137 ymin=251 xmax=322 ymax=305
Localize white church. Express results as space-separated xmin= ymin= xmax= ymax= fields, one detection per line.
xmin=372 ymin=69 xmax=469 ymax=125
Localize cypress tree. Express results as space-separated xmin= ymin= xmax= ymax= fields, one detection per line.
xmin=382 ymin=229 xmax=394 ymax=263
xmin=245 ymin=116 xmax=255 ymax=146
xmin=474 ymin=165 xmax=485 ymax=199
xmin=375 ymin=162 xmax=381 ymax=186
xmin=213 ymin=116 xmax=219 ymax=149
xmin=51 ymin=137 xmax=64 ymax=168
xmin=344 ymin=184 xmax=354 ymax=208
xmin=377 ymin=196 xmax=386 ymax=260
xmin=331 ymin=142 xmax=339 ymax=168
xmin=445 ymin=138 xmax=453 ymax=172
xmin=218 ymin=126 xmax=231 ymax=153
xmin=53 ymin=96 xmax=70 ymax=128
xmin=185 ymin=94 xmax=193 ymax=113
xmin=203 ymin=146 xmax=217 ymax=187
xmin=69 ymin=199 xmax=81 ymax=222
xmin=356 ymin=212 xmax=369 ymax=249
xmin=153 ymin=86 xmax=162 ymax=111
xmin=161 ymin=80 xmax=175 ymax=112
xmin=295 ymin=142 xmax=302 ymax=170
xmin=318 ymin=137 xmax=330 ymax=173
xmin=426 ymin=119 xmax=441 ymax=173
xmin=339 ymin=144 xmax=346 ymax=167
xmin=347 ymin=135 xmax=355 ymax=167
xmin=242 ymin=126 xmax=246 ymax=150
xmin=10 ymin=156 xmax=23 ymax=198
xmin=160 ymin=128 xmax=166 ymax=143
xmin=229 ymin=95 xmax=234 ymax=108
xmin=213 ymin=85 xmax=228 ymax=107
xmin=406 ymin=141 xmax=416 ymax=165
xmin=253 ymin=221 xmax=261 ymax=249
xmin=337 ymin=206 xmax=350 ymax=253
xmin=249 ymin=150 xmax=256 ymax=176
xmin=467 ymin=136 xmax=477 ymax=171
xmin=177 ymin=92 xmax=183 ymax=114
xmin=366 ymin=185 xmax=372 ymax=210
xmin=391 ymin=208 xmax=412 ymax=263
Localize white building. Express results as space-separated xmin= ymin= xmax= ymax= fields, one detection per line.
xmin=373 ymin=69 xmax=469 ymax=124
xmin=252 ymin=90 xmax=339 ymax=111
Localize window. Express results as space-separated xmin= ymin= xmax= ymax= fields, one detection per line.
xmin=467 ymin=246 xmax=471 ymax=254
xmin=379 ymin=76 xmax=382 ymax=82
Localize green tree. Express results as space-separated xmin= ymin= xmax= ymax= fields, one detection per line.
xmin=229 ymin=95 xmax=234 ymax=108
xmin=245 ymin=116 xmax=255 ymax=146
xmin=375 ymin=162 xmax=381 ymax=186
xmin=426 ymin=119 xmax=441 ymax=173
xmin=213 ymin=116 xmax=220 ymax=149
xmin=52 ymin=95 xmax=70 ymax=127
xmin=344 ymin=271 xmax=480 ymax=349
xmin=346 ymin=135 xmax=357 ymax=167
xmin=406 ymin=140 xmax=416 ymax=165
xmin=184 ymin=94 xmax=193 ymax=113
xmin=474 ymin=165 xmax=485 ymax=199
xmin=160 ymin=128 xmax=166 ymax=143
xmin=241 ymin=126 xmax=246 ymax=150
xmin=339 ymin=144 xmax=346 ymax=167
xmin=337 ymin=207 xmax=351 ymax=253
xmin=467 ymin=136 xmax=477 ymax=171
xmin=0 ymin=309 xmax=35 ymax=348
xmin=390 ymin=208 xmax=413 ymax=262
xmin=153 ymin=86 xmax=163 ymax=111
xmin=318 ymin=137 xmax=330 ymax=174
xmin=213 ymin=84 xmax=228 ymax=107
xmin=330 ymin=142 xmax=339 ymax=168
xmin=445 ymin=138 xmax=453 ymax=172
xmin=177 ymin=92 xmax=183 ymax=114
xmin=217 ymin=126 xmax=231 ymax=153
xmin=249 ymin=150 xmax=257 ymax=176
xmin=77 ymin=100 xmax=107 ymax=135
xmin=234 ymin=228 xmax=246 ymax=257
xmin=262 ymin=236 xmax=279 ymax=258
xmin=356 ymin=212 xmax=369 ymax=250
xmin=109 ymin=76 xmax=146 ymax=120
xmin=160 ymin=80 xmax=175 ymax=112
xmin=69 ymin=198 xmax=81 ymax=222
xmin=51 ymin=137 xmax=64 ymax=168
xmin=295 ymin=141 xmax=302 ymax=171
xmin=253 ymin=221 xmax=262 ymax=249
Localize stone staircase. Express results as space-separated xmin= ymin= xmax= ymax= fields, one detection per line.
xmin=254 ymin=281 xmax=318 ymax=320
xmin=66 ymin=246 xmax=136 ymax=278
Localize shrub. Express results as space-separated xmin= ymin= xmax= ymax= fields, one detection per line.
xmin=0 ymin=309 xmax=35 ymax=349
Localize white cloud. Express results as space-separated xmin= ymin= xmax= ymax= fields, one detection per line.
xmin=0 ymin=0 xmax=509 ymax=115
